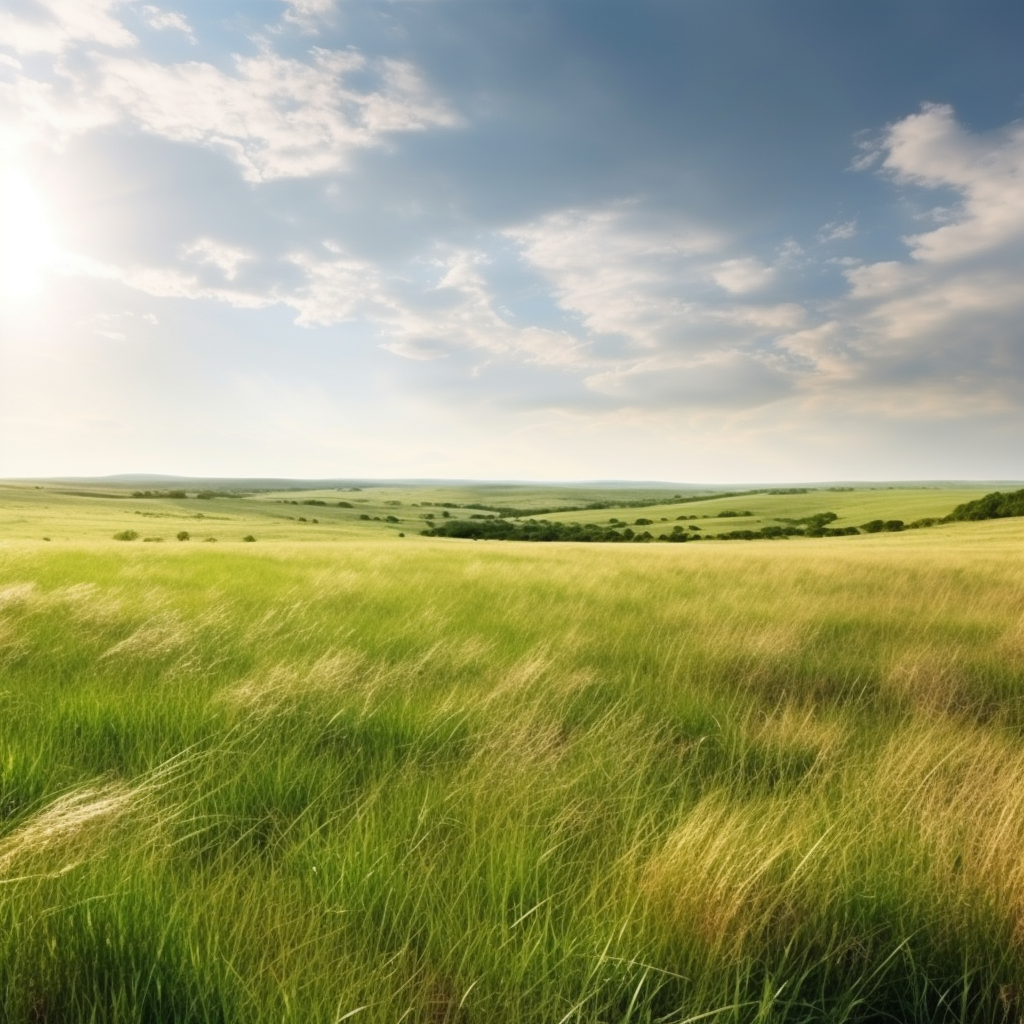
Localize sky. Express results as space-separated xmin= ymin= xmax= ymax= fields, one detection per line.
xmin=1 ymin=0 xmax=1023 ymax=483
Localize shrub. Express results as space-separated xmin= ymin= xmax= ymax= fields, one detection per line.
xmin=359 ymin=514 xmax=371 ymax=521
xmin=176 ymin=531 xmax=190 ymax=541
xmin=242 ymin=535 xmax=256 ymax=543
xmin=861 ymin=519 xmax=903 ymax=533
xmin=947 ymin=488 xmax=1024 ymax=521
xmin=113 ymin=530 xmax=139 ymax=541
xmin=385 ymin=515 xmax=400 ymax=523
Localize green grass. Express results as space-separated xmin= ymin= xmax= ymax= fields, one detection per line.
xmin=2 ymin=486 xmax=1024 ymax=1022
xmin=538 ymin=488 xmax=991 ymax=534
xmin=0 ymin=482 xmax=995 ymax=545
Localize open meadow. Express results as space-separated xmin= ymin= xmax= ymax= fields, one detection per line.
xmin=2 ymin=483 xmax=1024 ymax=1022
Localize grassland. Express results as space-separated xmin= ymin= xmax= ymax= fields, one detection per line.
xmin=0 ymin=481 xmax=995 ymax=545
xmin=2 ymin=482 xmax=1024 ymax=1022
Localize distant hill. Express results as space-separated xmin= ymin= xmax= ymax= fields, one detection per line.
xmin=13 ymin=475 xmax=1024 ymax=493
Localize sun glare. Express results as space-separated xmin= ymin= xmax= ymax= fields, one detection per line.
xmin=1 ymin=167 xmax=55 ymax=301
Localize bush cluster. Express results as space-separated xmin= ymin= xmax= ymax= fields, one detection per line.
xmin=946 ymin=488 xmax=1024 ymax=521
xmin=861 ymin=520 xmax=905 ymax=533
xmin=421 ymin=508 xmax=871 ymax=544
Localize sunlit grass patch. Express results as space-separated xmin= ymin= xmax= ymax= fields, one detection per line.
xmin=1 ymin=523 xmax=1024 ymax=1021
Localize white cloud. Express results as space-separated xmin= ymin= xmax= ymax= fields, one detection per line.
xmin=54 ymin=247 xmax=276 ymax=309
xmin=374 ymin=249 xmax=587 ymax=368
xmin=1 ymin=12 xmax=459 ymax=178
xmin=500 ymin=115 xmax=1024 ymax=416
xmin=82 ymin=46 xmax=460 ymax=181
xmin=817 ymin=219 xmax=857 ymax=243
xmin=0 ymin=0 xmax=135 ymax=55
xmin=500 ymin=205 xmax=822 ymax=410
xmin=881 ymin=102 xmax=1024 ymax=262
xmin=278 ymin=245 xmax=588 ymax=368
xmin=712 ymin=257 xmax=774 ymax=294
xmin=283 ymin=249 xmax=382 ymax=326
xmin=775 ymin=321 xmax=854 ymax=382
xmin=281 ymin=0 xmax=335 ymax=31
xmin=140 ymin=6 xmax=196 ymax=44
xmin=827 ymin=106 xmax=1024 ymax=388
xmin=506 ymin=205 xmax=723 ymax=348
xmin=182 ymin=238 xmax=253 ymax=281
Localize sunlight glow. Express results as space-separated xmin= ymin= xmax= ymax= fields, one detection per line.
xmin=1 ymin=168 xmax=55 ymax=301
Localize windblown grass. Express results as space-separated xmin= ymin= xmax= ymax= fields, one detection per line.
xmin=1 ymin=522 xmax=1024 ymax=1022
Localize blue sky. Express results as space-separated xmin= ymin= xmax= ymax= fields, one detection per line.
xmin=1 ymin=0 xmax=1023 ymax=481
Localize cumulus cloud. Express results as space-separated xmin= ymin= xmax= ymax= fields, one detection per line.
xmin=880 ymin=102 xmax=1024 ymax=263
xmin=767 ymin=104 xmax=1024 ymax=413
xmin=499 ymin=103 xmax=1024 ymax=418
xmin=846 ymin=105 xmax=1024 ymax=338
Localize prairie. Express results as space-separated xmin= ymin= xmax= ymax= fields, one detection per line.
xmin=1 ymin=483 xmax=1023 ymax=1022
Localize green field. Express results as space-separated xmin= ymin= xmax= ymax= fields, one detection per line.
xmin=0 ymin=481 xmax=997 ymax=545
xmin=538 ymin=488 xmax=992 ymax=533
xmin=2 ymin=483 xmax=1024 ymax=1022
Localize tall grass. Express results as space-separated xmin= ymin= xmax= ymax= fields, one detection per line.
xmin=1 ymin=530 xmax=1024 ymax=1022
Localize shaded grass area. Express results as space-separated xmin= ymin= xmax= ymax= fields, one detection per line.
xmin=2 ymin=529 xmax=1024 ymax=1022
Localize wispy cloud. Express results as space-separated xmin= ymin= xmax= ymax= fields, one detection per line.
xmin=86 ymin=47 xmax=461 ymax=181
xmin=181 ymin=238 xmax=252 ymax=280
xmin=140 ymin=5 xmax=196 ymax=44
xmin=712 ymin=257 xmax=775 ymax=295
xmin=817 ymin=219 xmax=857 ymax=243
xmin=281 ymin=0 xmax=336 ymax=32
xmin=0 ymin=0 xmax=135 ymax=55
xmin=0 ymin=9 xmax=459 ymax=178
